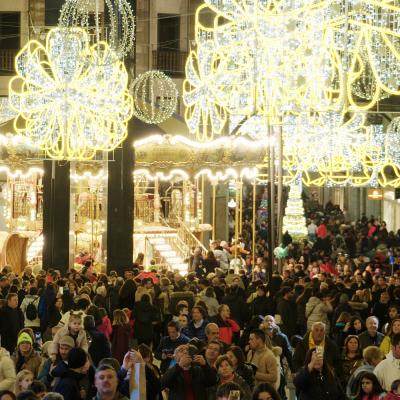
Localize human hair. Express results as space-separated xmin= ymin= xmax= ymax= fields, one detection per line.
xmin=95 ymin=364 xmax=118 ymax=378
xmin=112 ymin=309 xmax=129 ymax=326
xmin=216 ymin=382 xmax=243 ymax=399
xmin=0 ymin=390 xmax=16 ymax=400
xmin=42 ymin=393 xmax=64 ymax=400
xmin=387 ymin=319 xmax=400 ymax=337
xmin=98 ymin=307 xmax=108 ymax=319
xmin=6 ymin=293 xmax=17 ymax=302
xmin=344 ymin=335 xmax=361 ymax=356
xmin=15 ymin=370 xmax=33 ymax=395
xmin=311 ymin=321 xmax=326 ymax=331
xmin=192 ymin=305 xmax=206 ymax=319
xmin=362 ymin=346 xmax=383 ymax=365
xmin=349 ymin=315 xmax=365 ymax=332
xmin=337 ymin=311 xmax=352 ymax=324
xmin=391 ymin=333 xmax=400 ymax=347
xmin=303 ymin=348 xmax=335 ymax=384
xmin=252 ymin=383 xmax=281 ymax=400
xmin=227 ymin=345 xmax=246 ymax=367
xmin=391 ymin=379 xmax=400 ymax=392
xmin=98 ymin=358 xmax=120 ymax=372
xmin=28 ymin=380 xmax=46 ymax=395
xmin=205 ymin=286 xmax=215 ymax=298
xmin=138 ymin=343 xmax=153 ymax=363
xmin=84 ymin=315 xmax=96 ymax=330
xmin=250 ymin=328 xmax=266 ymax=343
xmin=215 ymin=355 xmax=234 ymax=374
xmin=207 ymin=340 xmax=223 ymax=354
xmin=218 ymin=304 xmax=229 ymax=314
xmin=167 ymin=320 xmax=181 ymax=331
xmin=68 ymin=312 xmax=83 ymax=325
xmin=353 ymin=372 xmax=384 ymax=400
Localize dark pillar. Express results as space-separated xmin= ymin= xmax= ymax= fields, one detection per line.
xmin=42 ymin=160 xmax=70 ymax=274
xmin=107 ymin=128 xmax=135 ymax=275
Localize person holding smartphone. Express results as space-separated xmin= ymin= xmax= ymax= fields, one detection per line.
xmin=294 ymin=348 xmax=346 ymax=400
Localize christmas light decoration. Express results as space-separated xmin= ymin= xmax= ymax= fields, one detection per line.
xmin=59 ymin=0 xmax=135 ymax=60
xmin=9 ymin=27 xmax=133 ymax=160
xmin=130 ymin=71 xmax=178 ymax=124
xmin=282 ymin=183 xmax=307 ymax=241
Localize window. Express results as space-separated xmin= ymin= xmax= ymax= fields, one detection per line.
xmin=0 ymin=12 xmax=20 ymax=74
xmin=45 ymin=0 xmax=65 ymax=26
xmin=158 ymin=14 xmax=180 ymax=51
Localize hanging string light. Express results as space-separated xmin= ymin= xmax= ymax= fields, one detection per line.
xmin=59 ymin=0 xmax=135 ymax=60
xmin=9 ymin=27 xmax=133 ymax=160
xmin=130 ymin=70 xmax=178 ymax=124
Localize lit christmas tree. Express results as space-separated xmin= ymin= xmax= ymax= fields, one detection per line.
xmin=282 ymin=184 xmax=307 ymax=241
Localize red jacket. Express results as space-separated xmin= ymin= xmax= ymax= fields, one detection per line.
xmin=215 ymin=317 xmax=240 ymax=344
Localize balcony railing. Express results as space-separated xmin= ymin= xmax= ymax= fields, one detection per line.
xmin=152 ymin=49 xmax=188 ymax=77
xmin=0 ymin=49 xmax=18 ymax=75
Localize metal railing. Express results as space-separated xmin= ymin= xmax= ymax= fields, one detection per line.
xmin=176 ymin=217 xmax=208 ymax=257
xmin=152 ymin=49 xmax=188 ymax=77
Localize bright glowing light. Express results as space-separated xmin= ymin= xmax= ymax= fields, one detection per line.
xmin=9 ymin=27 xmax=133 ymax=160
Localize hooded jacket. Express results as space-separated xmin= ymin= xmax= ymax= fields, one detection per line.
xmin=305 ymin=297 xmax=333 ymax=331
xmin=53 ymin=361 xmax=86 ymax=400
xmin=0 ymin=347 xmax=16 ymax=391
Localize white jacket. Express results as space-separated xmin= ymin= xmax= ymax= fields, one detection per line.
xmin=0 ymin=347 xmax=16 ymax=391
xmin=20 ymin=294 xmax=41 ymax=328
xmin=374 ymin=350 xmax=400 ymax=391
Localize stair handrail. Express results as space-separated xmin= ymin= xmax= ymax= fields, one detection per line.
xmin=176 ymin=217 xmax=208 ymax=256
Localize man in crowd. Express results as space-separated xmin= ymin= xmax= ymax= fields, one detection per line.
xmin=0 ymin=293 xmax=24 ymax=353
xmin=94 ymin=364 xmax=129 ymax=400
xmin=358 ymin=316 xmax=384 ymax=351
xmin=247 ymin=329 xmax=279 ymax=388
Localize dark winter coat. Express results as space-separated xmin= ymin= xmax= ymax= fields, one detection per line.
xmin=53 ymin=361 xmax=86 ymax=400
xmin=294 ymin=366 xmax=346 ymax=400
xmin=0 ymin=305 xmax=24 ymax=353
xmin=155 ymin=334 xmax=190 ymax=373
xmin=132 ymin=300 xmax=158 ymax=342
xmin=276 ymin=297 xmax=298 ymax=339
xmin=160 ymin=364 xmax=218 ymax=400
xmin=86 ymin=328 xmax=112 ymax=367
xmin=111 ymin=324 xmax=130 ymax=364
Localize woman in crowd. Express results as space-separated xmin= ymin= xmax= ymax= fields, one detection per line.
xmin=352 ymin=372 xmax=385 ymax=400
xmin=226 ymin=345 xmax=255 ymax=390
xmin=340 ymin=335 xmax=363 ymax=389
xmin=252 ymin=383 xmax=282 ymax=400
xmin=380 ymin=319 xmax=400 ymax=355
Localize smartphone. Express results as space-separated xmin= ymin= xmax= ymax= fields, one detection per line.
xmin=59 ymin=287 xmax=64 ymax=295
xmin=188 ymin=345 xmax=198 ymax=359
xmin=315 ymin=345 xmax=323 ymax=356
xmin=228 ymin=390 xmax=241 ymax=400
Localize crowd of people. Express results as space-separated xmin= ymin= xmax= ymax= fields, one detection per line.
xmin=0 ymin=200 xmax=400 ymax=400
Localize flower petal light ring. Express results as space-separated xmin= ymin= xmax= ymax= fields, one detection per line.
xmin=9 ymin=27 xmax=133 ymax=160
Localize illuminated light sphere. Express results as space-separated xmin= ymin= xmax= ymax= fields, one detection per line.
xmin=130 ymin=70 xmax=178 ymax=124
xmin=282 ymin=183 xmax=307 ymax=241
xmin=59 ymin=0 xmax=135 ymax=60
xmin=8 ymin=27 xmax=133 ymax=161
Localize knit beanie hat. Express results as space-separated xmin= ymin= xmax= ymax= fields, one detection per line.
xmin=68 ymin=347 xmax=87 ymax=369
xmin=17 ymin=332 xmax=33 ymax=346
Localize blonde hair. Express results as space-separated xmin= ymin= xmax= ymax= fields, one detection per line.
xmin=68 ymin=312 xmax=83 ymax=326
xmin=15 ymin=369 xmax=33 ymax=394
xmin=113 ymin=309 xmax=129 ymax=326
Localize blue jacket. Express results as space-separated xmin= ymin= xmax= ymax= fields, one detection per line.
xmin=187 ymin=319 xmax=208 ymax=341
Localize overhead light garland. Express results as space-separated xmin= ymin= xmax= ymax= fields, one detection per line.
xmin=8 ymin=28 xmax=133 ymax=160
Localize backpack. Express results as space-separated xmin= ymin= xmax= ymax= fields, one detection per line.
xmin=26 ymin=298 xmax=38 ymax=320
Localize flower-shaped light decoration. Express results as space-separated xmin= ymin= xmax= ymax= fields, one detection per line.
xmin=183 ymin=44 xmax=228 ymax=142
xmin=9 ymin=27 xmax=133 ymax=160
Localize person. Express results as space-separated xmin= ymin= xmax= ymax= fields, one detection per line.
xmin=160 ymin=344 xmax=218 ymax=400
xmin=353 ymin=371 xmax=385 ymax=400
xmin=215 ymin=382 xmax=243 ymax=400
xmin=200 ymin=287 xmax=219 ymax=318
xmin=28 ymin=380 xmax=46 ymax=399
xmin=83 ymin=315 xmax=111 ymax=367
xmin=247 ymin=329 xmax=279 ymax=389
xmin=380 ymin=319 xmax=400 ymax=355
xmin=374 ymin=333 xmax=400 ymax=391
xmin=305 ymin=291 xmax=333 ymax=333
xmin=293 ymin=322 xmax=341 ymax=373
xmin=0 ymin=293 xmax=24 ymax=353
xmin=384 ymin=379 xmax=400 ymax=400
xmin=347 ymin=346 xmax=384 ymax=398
xmin=14 ymin=370 xmax=33 ymax=396
xmin=187 ymin=306 xmax=208 ymax=341
xmin=276 ymin=287 xmax=297 ymax=339
xmin=52 ymin=347 xmax=90 ymax=400
xmin=213 ymin=355 xmax=252 ymax=400
xmin=93 ymin=364 xmax=129 ymax=400
xmin=0 ymin=390 xmax=15 ymax=400
xmin=52 ymin=312 xmax=88 ymax=353
xmin=19 ymin=288 xmax=40 ymax=332
xmin=0 ymin=343 xmax=16 ymax=391
xmin=155 ymin=320 xmax=189 ymax=373
xmin=339 ymin=335 xmax=363 ymax=389
xmin=261 ymin=315 xmax=294 ymax=374
xmin=358 ymin=316 xmax=384 ymax=351
xmin=110 ymin=309 xmax=130 ymax=365
xmin=252 ymin=383 xmax=282 ymax=400
xmin=226 ymin=345 xmax=255 ymax=390
xmin=294 ymin=348 xmax=346 ymax=400
xmin=132 ymin=294 xmax=158 ymax=346
xmin=12 ymin=332 xmax=41 ymax=376
xmin=137 ymin=344 xmax=162 ymax=400
xmin=204 ymin=323 xmax=221 ymax=344
xmin=214 ymin=304 xmax=240 ymax=345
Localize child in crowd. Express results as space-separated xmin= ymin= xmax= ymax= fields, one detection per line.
xmin=14 ymin=370 xmax=33 ymax=395
xmin=385 ymin=380 xmax=400 ymax=400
